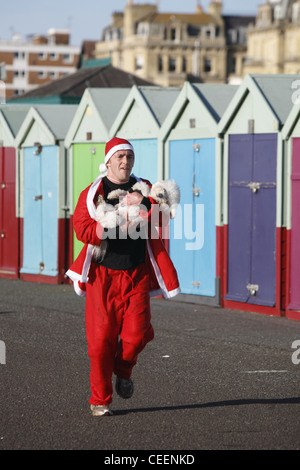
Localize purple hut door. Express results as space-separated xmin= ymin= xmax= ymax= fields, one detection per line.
xmin=250 ymin=135 xmax=277 ymax=306
xmin=290 ymin=138 xmax=300 ymax=309
xmin=226 ymin=134 xmax=277 ymax=306
xmin=226 ymin=135 xmax=253 ymax=302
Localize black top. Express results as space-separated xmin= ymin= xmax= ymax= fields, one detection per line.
xmin=96 ymin=176 xmax=151 ymax=270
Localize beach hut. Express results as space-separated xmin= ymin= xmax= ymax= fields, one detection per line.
xmin=15 ymin=105 xmax=77 ymax=283
xmin=110 ymin=85 xmax=181 ymax=182
xmin=158 ymin=81 xmax=238 ymax=304
xmin=281 ymin=94 xmax=300 ymax=321
xmin=0 ymin=105 xmax=30 ymax=278
xmin=217 ymin=74 xmax=296 ymax=316
xmin=64 ymin=87 xmax=131 ymax=260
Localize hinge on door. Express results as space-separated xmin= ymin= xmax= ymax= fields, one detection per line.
xmin=192 ymin=281 xmax=201 ymax=288
xmin=192 ymin=144 xmax=200 ymax=152
xmin=34 ymin=143 xmax=42 ymax=155
xmin=192 ymin=171 xmax=200 ymax=197
xmin=247 ymin=283 xmax=259 ymax=296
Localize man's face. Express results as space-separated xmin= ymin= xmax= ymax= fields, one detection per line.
xmin=106 ymin=149 xmax=134 ymax=183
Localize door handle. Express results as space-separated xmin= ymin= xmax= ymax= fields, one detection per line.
xmin=33 ymin=195 xmax=43 ymax=201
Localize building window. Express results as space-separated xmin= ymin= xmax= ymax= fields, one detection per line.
xmin=171 ymin=28 xmax=176 ymax=41
xmin=158 ymin=56 xmax=163 ymax=72
xmin=230 ymin=57 xmax=237 ymax=73
xmin=14 ymin=52 xmax=25 ymax=59
xmin=38 ymin=52 xmax=47 ymax=60
xmin=204 ymin=58 xmax=212 ymax=73
xmin=13 ymin=89 xmax=25 ymax=96
xmin=49 ymin=71 xmax=58 ymax=79
xmin=135 ymin=56 xmax=143 ymax=71
xmin=168 ymin=57 xmax=176 ymax=72
xmin=182 ymin=56 xmax=187 ymax=72
xmin=63 ymin=53 xmax=72 ymax=63
xmin=38 ymin=71 xmax=47 ymax=79
xmin=13 ymin=70 xmax=25 ymax=77
xmin=49 ymin=52 xmax=58 ymax=61
xmin=292 ymin=3 xmax=300 ymax=22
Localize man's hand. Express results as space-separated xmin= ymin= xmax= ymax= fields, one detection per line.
xmin=121 ymin=191 xmax=143 ymax=206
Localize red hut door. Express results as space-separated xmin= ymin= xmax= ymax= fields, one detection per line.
xmin=0 ymin=147 xmax=19 ymax=277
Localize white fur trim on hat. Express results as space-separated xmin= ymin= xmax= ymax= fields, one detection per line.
xmin=104 ymin=143 xmax=134 ymax=164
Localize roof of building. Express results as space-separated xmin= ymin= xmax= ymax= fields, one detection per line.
xmin=0 ymin=105 xmax=31 ymax=137
xmin=147 ymin=12 xmax=217 ymax=25
xmin=223 ymin=15 xmax=256 ymax=28
xmin=192 ymin=83 xmax=239 ymax=122
xmin=137 ymin=86 xmax=181 ymax=125
xmin=8 ymin=65 xmax=157 ymax=104
xmin=251 ymin=74 xmax=296 ymax=124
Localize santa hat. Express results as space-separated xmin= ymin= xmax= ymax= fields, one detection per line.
xmin=99 ymin=137 xmax=134 ymax=175
xmin=105 ymin=137 xmax=134 ymax=164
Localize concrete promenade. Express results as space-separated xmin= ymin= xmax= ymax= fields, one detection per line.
xmin=0 ymin=277 xmax=300 ymax=452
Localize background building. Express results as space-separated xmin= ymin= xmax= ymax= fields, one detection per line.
xmin=0 ymin=29 xmax=80 ymax=99
xmin=94 ymin=0 xmax=254 ymax=86
xmin=244 ymin=0 xmax=300 ymax=75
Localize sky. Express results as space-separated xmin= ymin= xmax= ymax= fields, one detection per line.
xmin=0 ymin=0 xmax=263 ymax=46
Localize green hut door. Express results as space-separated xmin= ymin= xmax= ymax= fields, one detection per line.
xmin=72 ymin=143 xmax=105 ymax=260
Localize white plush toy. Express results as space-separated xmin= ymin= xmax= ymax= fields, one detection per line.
xmin=93 ymin=179 xmax=180 ymax=263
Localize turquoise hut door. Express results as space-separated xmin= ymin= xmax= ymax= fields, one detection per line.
xmin=21 ymin=146 xmax=58 ymax=277
xmin=169 ymin=139 xmax=216 ymax=296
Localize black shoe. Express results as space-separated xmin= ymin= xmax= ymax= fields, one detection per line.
xmin=115 ymin=377 xmax=134 ymax=399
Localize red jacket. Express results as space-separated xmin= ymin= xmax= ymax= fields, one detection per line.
xmin=66 ymin=174 xmax=180 ymax=299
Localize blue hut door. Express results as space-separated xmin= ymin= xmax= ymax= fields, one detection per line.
xmin=169 ymin=139 xmax=216 ymax=296
xmin=130 ymin=139 xmax=158 ymax=183
xmin=21 ymin=146 xmax=58 ymax=277
xmin=226 ymin=134 xmax=277 ymax=306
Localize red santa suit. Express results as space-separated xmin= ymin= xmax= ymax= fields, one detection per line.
xmin=66 ymin=171 xmax=180 ymax=406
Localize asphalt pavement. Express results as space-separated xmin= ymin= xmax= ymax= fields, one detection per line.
xmin=0 ymin=277 xmax=300 ymax=453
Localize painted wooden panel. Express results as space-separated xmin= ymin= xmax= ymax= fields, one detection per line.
xmin=227 ymin=135 xmax=253 ymax=302
xmin=226 ymin=134 xmax=277 ymax=307
xmin=72 ymin=142 xmax=105 ymax=259
xmin=250 ymin=135 xmax=277 ymax=306
xmin=0 ymin=147 xmax=18 ymax=276
xmin=21 ymin=146 xmax=59 ymax=276
xmin=169 ymin=138 xmax=216 ymax=296
xmin=290 ymin=137 xmax=300 ymax=309
xmin=130 ymin=139 xmax=158 ymax=183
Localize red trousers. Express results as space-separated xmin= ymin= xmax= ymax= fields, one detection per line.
xmin=85 ymin=262 xmax=154 ymax=405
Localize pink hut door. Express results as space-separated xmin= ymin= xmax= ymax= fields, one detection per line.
xmin=290 ymin=138 xmax=300 ymax=309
